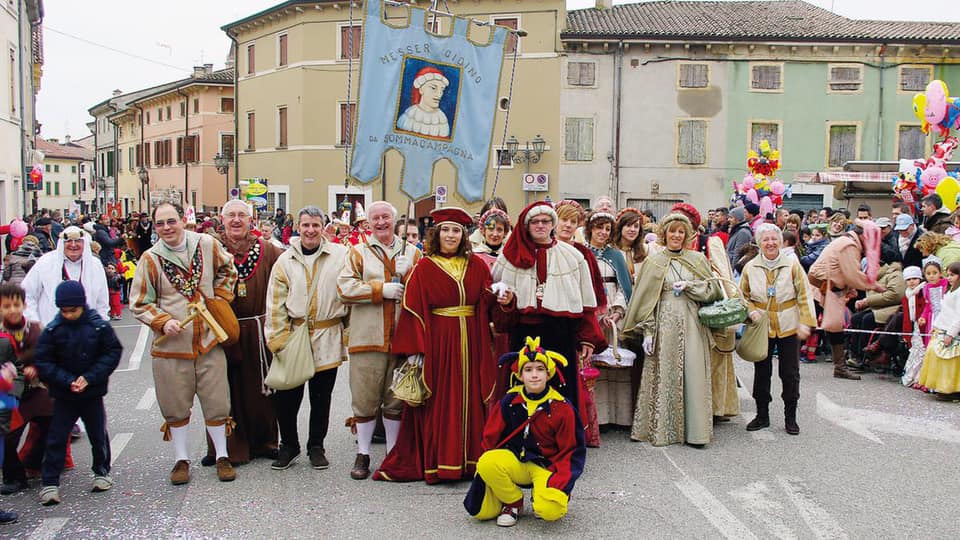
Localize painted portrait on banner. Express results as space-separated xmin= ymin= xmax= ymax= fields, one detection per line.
xmin=395 ymin=57 xmax=461 ymax=141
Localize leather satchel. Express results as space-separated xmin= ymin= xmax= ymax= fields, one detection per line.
xmin=205 ymin=295 xmax=240 ymax=347
xmin=264 ymin=270 xmax=320 ymax=390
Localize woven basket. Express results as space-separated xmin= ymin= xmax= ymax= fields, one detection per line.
xmin=697 ymin=277 xmax=748 ymax=329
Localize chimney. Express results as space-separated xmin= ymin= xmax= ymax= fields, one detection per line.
xmin=112 ymin=89 xmax=122 ymax=97
xmin=64 ymin=134 xmax=72 ymax=145
xmin=204 ymin=63 xmax=214 ymax=75
xmin=596 ymin=0 xmax=612 ymax=8
xmin=193 ymin=66 xmax=206 ymax=78
xmin=48 ymin=137 xmax=58 ymax=144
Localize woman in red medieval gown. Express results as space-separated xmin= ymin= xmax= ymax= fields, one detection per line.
xmin=373 ymin=207 xmax=514 ymax=484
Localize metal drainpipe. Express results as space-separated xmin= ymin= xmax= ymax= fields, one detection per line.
xmin=877 ymin=44 xmax=886 ymax=160
xmin=228 ymin=32 xmax=240 ymax=189
xmin=17 ymin=0 xmax=27 ymax=215
xmin=93 ymin=116 xmax=99 ymax=212
xmin=178 ymin=88 xmax=189 ymax=206
xmin=109 ymin=104 xmax=119 ymax=209
xmin=135 ymin=104 xmax=148 ymax=209
xmin=614 ymin=41 xmax=623 ymax=206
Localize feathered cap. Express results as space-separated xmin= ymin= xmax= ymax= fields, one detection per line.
xmin=498 ymin=336 xmax=569 ymax=387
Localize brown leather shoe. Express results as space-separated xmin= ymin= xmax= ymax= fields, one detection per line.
xmin=350 ymin=453 xmax=371 ymax=480
xmin=216 ymin=458 xmax=236 ymax=482
xmin=170 ymin=460 xmax=190 ymax=485
xmin=831 ymin=344 xmax=861 ymax=380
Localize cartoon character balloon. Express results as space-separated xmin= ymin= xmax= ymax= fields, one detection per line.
xmin=738 ymin=139 xmax=790 ymax=213
xmin=916 ymin=80 xmax=960 ymax=137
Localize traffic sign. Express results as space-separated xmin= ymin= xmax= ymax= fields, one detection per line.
xmin=521 ymin=173 xmax=549 ymax=192
xmin=435 ymin=185 xmax=448 ymax=203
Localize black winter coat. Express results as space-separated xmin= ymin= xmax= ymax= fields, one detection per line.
xmin=35 ymin=308 xmax=122 ymax=401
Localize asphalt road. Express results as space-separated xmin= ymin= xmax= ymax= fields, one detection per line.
xmin=2 ymin=312 xmax=959 ymax=539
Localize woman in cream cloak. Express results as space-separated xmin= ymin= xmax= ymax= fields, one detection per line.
xmin=623 ymin=214 xmax=721 ymax=446
xmin=706 ymin=236 xmax=741 ymax=419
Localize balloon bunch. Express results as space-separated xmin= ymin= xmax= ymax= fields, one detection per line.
xmin=913 ymin=80 xmax=960 ymax=137
xmin=902 ymin=79 xmax=960 ymax=211
xmin=732 ymin=139 xmax=792 ymax=215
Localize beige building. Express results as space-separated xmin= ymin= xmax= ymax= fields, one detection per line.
xmin=34 ymin=136 xmax=93 ymax=217
xmin=223 ymin=0 xmax=566 ymax=217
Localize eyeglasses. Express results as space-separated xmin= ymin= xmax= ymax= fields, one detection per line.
xmin=156 ymin=218 xmax=181 ymax=229
xmin=528 ymin=218 xmax=553 ymax=226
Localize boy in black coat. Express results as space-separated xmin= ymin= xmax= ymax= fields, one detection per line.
xmin=35 ymin=280 xmax=122 ymax=506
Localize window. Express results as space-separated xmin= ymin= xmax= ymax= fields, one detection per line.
xmin=71 ymin=165 xmax=76 ymax=173
xmin=166 ymin=105 xmax=171 ymax=120
xmin=176 ymin=137 xmax=183 ymax=164
xmin=494 ymin=17 xmax=519 ymax=55
xmin=164 ymin=139 xmax=172 ymax=166
xmin=194 ymin=98 xmax=199 ymax=114
xmin=143 ymin=142 xmax=150 ymax=168
xmin=154 ymin=141 xmax=162 ymax=166
xmin=897 ymin=124 xmax=926 ymax=159
xmin=828 ymin=64 xmax=863 ymax=92
xmin=247 ymin=44 xmax=255 ymax=74
xmin=278 ymin=34 xmax=288 ymax=67
xmin=8 ymin=47 xmax=15 ymax=115
xmin=677 ymin=119 xmax=708 ymax=165
xmin=136 ymin=145 xmax=142 ymax=167
xmin=146 ymin=111 xmax=150 ymax=125
xmin=678 ymin=63 xmax=709 ymax=88
xmin=54 ymin=182 xmax=60 ymax=196
xmin=221 ymin=133 xmax=235 ymax=159
xmin=221 ymin=98 xmax=235 ymax=113
xmin=180 ymin=102 xmax=185 ymax=117
xmin=900 ymin=65 xmax=932 ymax=92
xmin=44 ymin=164 xmax=49 ymax=172
xmin=564 ymin=117 xmax=594 ymax=161
xmin=749 ymin=122 xmax=780 ymax=152
xmin=246 ymin=112 xmax=256 ymax=150
xmin=183 ymin=135 xmax=199 ymax=162
xmin=45 ymin=182 xmax=50 ymax=195
xmin=53 ymin=164 xmax=59 ymax=173
xmin=493 ymin=149 xmax=514 ymax=169
xmin=158 ymin=108 xmax=163 ymax=122
xmin=339 ymin=103 xmax=356 ymax=146
xmin=278 ymin=107 xmax=288 ymax=148
xmin=567 ymin=62 xmax=596 ymax=87
xmin=340 ymin=25 xmax=361 ymax=60
xmin=827 ymin=124 xmax=859 ymax=168
xmin=128 ymin=148 xmax=134 ymax=171
xmin=750 ymin=63 xmax=783 ymax=91
xmin=71 ymin=183 xmax=76 ymax=196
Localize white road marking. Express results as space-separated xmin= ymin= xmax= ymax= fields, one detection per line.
xmin=777 ymin=475 xmax=848 ymax=540
xmin=135 ymin=387 xmax=156 ymax=410
xmin=110 ymin=432 xmax=134 ymax=466
xmin=116 ymin=325 xmax=149 ymax=372
xmin=28 ymin=518 xmax=69 ymax=540
xmin=816 ymin=392 xmax=960 ymax=444
xmin=660 ymin=449 xmax=757 ymax=540
xmin=729 ymin=481 xmax=798 ymax=540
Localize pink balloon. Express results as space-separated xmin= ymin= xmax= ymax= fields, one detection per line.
xmin=742 ymin=175 xmax=756 ymax=190
xmin=770 ymin=180 xmax=785 ymax=195
xmin=925 ymin=80 xmax=949 ymax=126
xmin=9 ymin=218 xmax=26 ymax=239
xmin=746 ymin=189 xmax=759 ymax=204
xmin=922 ymin=165 xmax=947 ymax=189
xmin=759 ymin=196 xmax=775 ymax=217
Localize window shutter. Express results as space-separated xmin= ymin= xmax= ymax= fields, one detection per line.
xmin=898 ymin=125 xmax=925 ymax=160
xmin=495 ymin=18 xmax=518 ymax=54
xmin=176 ymin=137 xmax=183 ymax=164
xmin=567 ymin=62 xmax=580 ymax=86
xmin=222 ymin=134 xmax=235 ymax=159
xmin=680 ymin=64 xmax=708 ymax=88
xmin=901 ymin=67 xmax=930 ymax=92
xmin=136 ymin=144 xmax=142 ymax=167
xmin=752 ymin=65 xmax=781 ymax=90
xmin=578 ymin=119 xmax=593 ymax=161
xmin=565 ymin=119 xmax=579 ymax=161
xmin=829 ymin=126 xmax=857 ymax=167
xmin=247 ymin=44 xmax=255 ymax=74
xmin=165 ymin=139 xmax=172 ymax=166
xmin=144 ymin=143 xmax=150 ymax=168
xmin=678 ymin=120 xmax=707 ymax=165
xmin=183 ymin=136 xmax=194 ymax=163
xmin=829 ymin=66 xmax=861 ymax=91
xmin=279 ymin=108 xmax=288 ymax=147
xmin=248 ymin=112 xmax=256 ymax=149
xmin=191 ymin=135 xmax=200 ymax=162
xmin=279 ymin=34 xmax=288 ymax=66
xmin=340 ymin=103 xmax=355 ymax=145
xmin=750 ymin=123 xmax=779 ymax=152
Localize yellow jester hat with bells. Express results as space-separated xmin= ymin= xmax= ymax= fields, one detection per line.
xmin=499 ymin=336 xmax=570 ymax=410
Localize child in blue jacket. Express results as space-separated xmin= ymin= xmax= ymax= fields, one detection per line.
xmin=35 ymin=280 xmax=122 ymax=506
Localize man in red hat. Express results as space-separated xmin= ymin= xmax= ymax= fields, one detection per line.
xmin=492 ymin=201 xmax=606 ymax=411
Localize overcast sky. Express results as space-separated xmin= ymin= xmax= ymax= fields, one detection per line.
xmin=36 ymin=0 xmax=960 ymax=141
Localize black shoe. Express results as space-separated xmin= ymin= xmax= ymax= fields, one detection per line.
xmin=746 ymin=416 xmax=770 ymax=431
xmin=200 ymin=455 xmax=216 ymax=467
xmin=785 ymin=420 xmax=800 ymax=435
xmin=0 ymin=481 xmax=27 ymax=495
xmin=0 ymin=510 xmax=18 ymax=524
xmin=350 ymin=454 xmax=371 ymax=480
xmin=309 ymin=448 xmax=329 ymax=470
xmin=271 ymin=445 xmax=300 ymax=470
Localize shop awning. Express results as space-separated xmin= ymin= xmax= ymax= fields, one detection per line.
xmin=794 ymin=171 xmax=893 ymax=198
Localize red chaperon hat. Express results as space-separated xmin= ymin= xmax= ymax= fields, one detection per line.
xmin=502 ymin=201 xmax=557 ymax=269
xmin=671 ymin=202 xmax=701 ymax=230
xmin=430 ymin=207 xmax=473 ymax=229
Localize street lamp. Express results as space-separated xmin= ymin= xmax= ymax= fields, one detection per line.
xmin=214 ymin=153 xmax=231 ymax=204
xmin=506 ymin=135 xmax=548 ymax=204
xmin=138 ymin=167 xmax=150 ymax=209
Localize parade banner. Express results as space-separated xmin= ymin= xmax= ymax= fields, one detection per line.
xmin=244 ymin=178 xmax=269 ymax=212
xmin=349 ymin=0 xmax=509 ymax=203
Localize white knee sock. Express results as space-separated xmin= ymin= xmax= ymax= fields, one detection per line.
xmin=170 ymin=425 xmax=189 ymax=462
xmin=356 ymin=420 xmax=375 ymax=456
xmin=206 ymin=424 xmax=229 ymax=460
xmin=384 ymin=418 xmax=402 ymax=454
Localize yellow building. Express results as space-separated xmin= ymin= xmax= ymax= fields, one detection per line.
xmin=223 ymin=0 xmax=565 ymax=218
